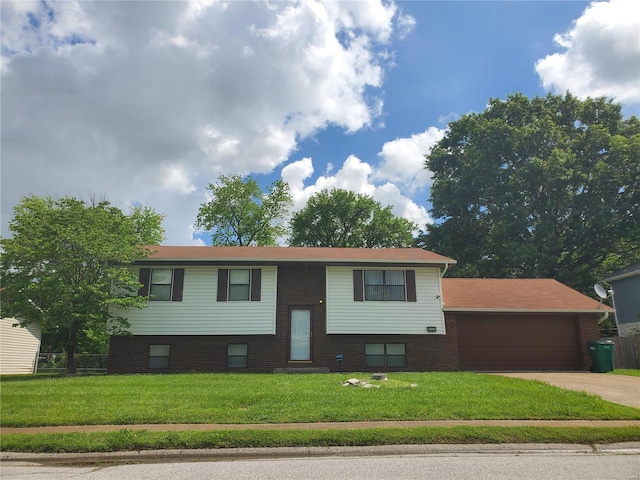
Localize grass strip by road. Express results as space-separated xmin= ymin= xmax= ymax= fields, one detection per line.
xmin=612 ymin=369 xmax=640 ymax=377
xmin=2 ymin=427 xmax=639 ymax=453
xmin=2 ymin=372 xmax=639 ymax=427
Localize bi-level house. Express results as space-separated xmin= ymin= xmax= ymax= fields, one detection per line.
xmin=107 ymin=246 xmax=608 ymax=374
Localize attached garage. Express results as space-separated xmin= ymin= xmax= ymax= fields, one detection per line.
xmin=456 ymin=314 xmax=581 ymax=371
xmin=442 ymin=279 xmax=609 ymax=371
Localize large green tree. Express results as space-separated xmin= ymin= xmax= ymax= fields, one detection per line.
xmin=420 ymin=92 xmax=640 ymax=294
xmin=196 ymin=174 xmax=293 ymax=246
xmin=0 ymin=195 xmax=165 ymax=374
xmin=289 ymin=188 xmax=415 ymax=248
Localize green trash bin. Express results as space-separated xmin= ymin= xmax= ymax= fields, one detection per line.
xmin=587 ymin=340 xmax=615 ymax=373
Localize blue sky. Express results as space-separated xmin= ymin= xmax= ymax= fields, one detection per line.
xmin=2 ymin=1 xmax=639 ymax=245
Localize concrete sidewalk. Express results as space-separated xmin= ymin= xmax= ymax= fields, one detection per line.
xmin=3 ymin=419 xmax=640 ymax=435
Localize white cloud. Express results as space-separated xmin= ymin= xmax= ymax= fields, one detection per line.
xmin=535 ymin=0 xmax=640 ymax=103
xmin=282 ymin=125 xmax=444 ymax=230
xmin=322 ymin=1 xmax=397 ymax=43
xmin=0 ymin=1 xmax=95 ymax=71
xmin=375 ymin=127 xmax=446 ymax=190
xmin=437 ymin=112 xmax=460 ymax=125
xmin=396 ymin=12 xmax=417 ymax=39
xmin=159 ymin=165 xmax=197 ymax=195
xmin=373 ymin=182 xmax=430 ymax=228
xmin=282 ymin=155 xmax=432 ymax=230
xmin=281 ymin=157 xmax=315 ymax=207
xmin=1 ymin=0 xmax=408 ymax=245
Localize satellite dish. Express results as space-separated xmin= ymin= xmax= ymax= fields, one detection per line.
xmin=594 ymin=284 xmax=608 ymax=299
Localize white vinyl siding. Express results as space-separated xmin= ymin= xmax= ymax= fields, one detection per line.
xmin=0 ymin=318 xmax=42 ymax=374
xmin=326 ymin=266 xmax=445 ymax=334
xmin=123 ymin=266 xmax=277 ymax=335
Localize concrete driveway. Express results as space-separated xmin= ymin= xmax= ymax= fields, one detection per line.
xmin=494 ymin=372 xmax=640 ymax=409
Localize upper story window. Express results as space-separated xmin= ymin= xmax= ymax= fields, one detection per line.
xmin=217 ymin=268 xmax=262 ymax=302
xmin=138 ymin=268 xmax=184 ymax=302
xmin=228 ymin=269 xmax=250 ymax=301
xmin=353 ymin=269 xmax=416 ymax=303
xmin=150 ymin=269 xmax=173 ymax=301
xmin=364 ymin=270 xmax=406 ymax=301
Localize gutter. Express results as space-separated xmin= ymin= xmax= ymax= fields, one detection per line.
xmin=133 ymin=259 xmax=457 ymax=268
xmin=442 ymin=308 xmax=615 ymax=314
xmin=604 ymin=270 xmax=640 ymax=283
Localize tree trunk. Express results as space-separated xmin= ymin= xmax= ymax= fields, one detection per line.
xmin=65 ymin=343 xmax=77 ymax=375
xmin=65 ymin=319 xmax=81 ymax=375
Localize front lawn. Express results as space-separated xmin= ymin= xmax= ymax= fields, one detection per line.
xmin=2 ymin=372 xmax=639 ymax=428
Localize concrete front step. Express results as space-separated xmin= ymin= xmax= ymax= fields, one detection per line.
xmin=273 ymin=367 xmax=331 ymax=374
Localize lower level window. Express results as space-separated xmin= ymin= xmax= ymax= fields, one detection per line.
xmin=365 ymin=343 xmax=406 ymax=368
xmin=227 ymin=344 xmax=248 ymax=368
xmin=149 ymin=344 xmax=170 ymax=369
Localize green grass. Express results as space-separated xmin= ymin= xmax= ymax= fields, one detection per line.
xmin=2 ymin=372 xmax=639 ymax=428
xmin=612 ymin=369 xmax=640 ymax=377
xmin=2 ymin=427 xmax=639 ymax=453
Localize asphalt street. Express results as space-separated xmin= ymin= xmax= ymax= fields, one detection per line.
xmin=3 ymin=448 xmax=639 ymax=480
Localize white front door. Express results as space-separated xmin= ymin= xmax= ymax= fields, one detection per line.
xmin=290 ymin=308 xmax=311 ymax=361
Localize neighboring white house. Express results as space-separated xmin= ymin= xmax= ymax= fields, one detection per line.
xmin=0 ymin=318 xmax=42 ymax=374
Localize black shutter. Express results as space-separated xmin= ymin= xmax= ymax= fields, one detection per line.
xmin=171 ymin=269 xmax=184 ymax=301
xmin=251 ymin=269 xmax=261 ymax=301
xmin=217 ymin=269 xmax=229 ymax=302
xmin=138 ymin=268 xmax=151 ymax=296
xmin=353 ymin=270 xmax=364 ymax=301
xmin=406 ymin=270 xmax=417 ymax=302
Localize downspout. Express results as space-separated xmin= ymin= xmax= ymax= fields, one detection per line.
xmin=597 ymin=311 xmax=609 ymax=324
xmin=437 ymin=263 xmax=450 ymax=335
xmin=440 ymin=262 xmax=450 ymax=278
xmin=609 ymin=289 xmax=619 ymax=332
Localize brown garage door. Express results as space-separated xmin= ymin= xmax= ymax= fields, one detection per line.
xmin=457 ymin=314 xmax=581 ymax=371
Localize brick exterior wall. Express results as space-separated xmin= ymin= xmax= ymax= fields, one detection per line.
xmin=578 ymin=313 xmax=602 ymax=371
xmin=108 ymin=265 xmax=459 ymax=374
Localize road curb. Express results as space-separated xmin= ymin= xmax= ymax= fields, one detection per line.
xmin=3 ymin=443 xmax=640 ymax=466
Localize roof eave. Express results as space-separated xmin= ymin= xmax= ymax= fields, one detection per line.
xmin=604 ymin=270 xmax=640 ymax=282
xmin=443 ymin=308 xmax=614 ymax=313
xmin=136 ymin=258 xmax=457 ymax=267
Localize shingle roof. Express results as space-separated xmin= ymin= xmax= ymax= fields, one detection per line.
xmin=441 ymin=278 xmax=612 ymax=313
xmin=139 ymin=245 xmax=456 ymax=265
